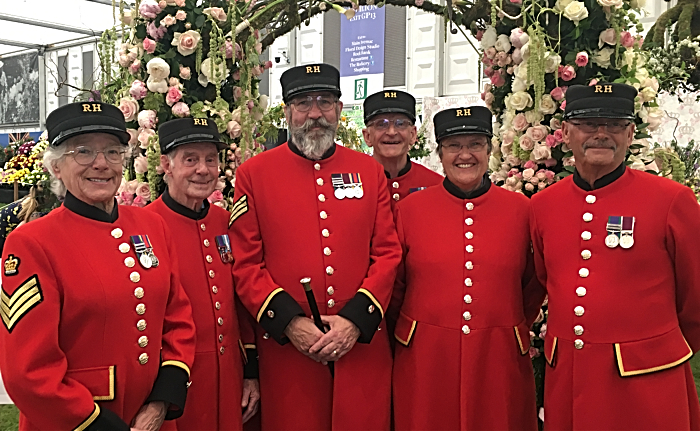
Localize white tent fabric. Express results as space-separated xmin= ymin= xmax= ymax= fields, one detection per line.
xmin=0 ymin=372 xmax=11 ymax=404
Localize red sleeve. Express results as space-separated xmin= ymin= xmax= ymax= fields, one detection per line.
xmin=522 ymin=202 xmax=546 ymax=327
xmin=666 ymin=187 xmax=700 ymax=352
xmin=529 ymin=199 xmax=549 ymax=295
xmin=385 ymin=204 xmax=408 ymax=337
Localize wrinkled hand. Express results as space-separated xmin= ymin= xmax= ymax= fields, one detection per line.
xmin=131 ymin=401 xmax=167 ymax=431
xmin=308 ymin=315 xmax=361 ymax=362
xmin=284 ymin=316 xmax=325 ymax=360
xmin=241 ymin=378 xmax=261 ymax=423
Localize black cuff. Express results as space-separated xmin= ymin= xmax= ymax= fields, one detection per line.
xmin=259 ymin=290 xmax=304 ymax=344
xmin=338 ymin=292 xmax=383 ymax=344
xmin=243 ymin=347 xmax=259 ymax=379
xmin=85 ymin=406 xmax=129 ymax=431
xmin=145 ymin=365 xmax=190 ymax=420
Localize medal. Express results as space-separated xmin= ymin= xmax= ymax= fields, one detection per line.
xmin=605 ymin=216 xmax=622 ymax=249
xmin=619 ymin=216 xmax=635 ymax=249
xmin=131 ymin=235 xmax=158 ymax=269
xmin=139 ymin=253 xmax=153 ymax=269
xmin=353 ymin=186 xmax=363 ymax=199
xmin=216 ymin=234 xmax=233 ymax=263
xmin=331 ymin=173 xmax=363 ymax=200
xmin=149 ymin=251 xmax=159 ymax=267
xmin=334 ymin=188 xmax=345 ymax=200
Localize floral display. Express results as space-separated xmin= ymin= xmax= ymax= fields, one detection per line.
xmin=0 ymin=135 xmax=50 ymax=186
xmin=478 ymin=0 xmax=663 ymax=197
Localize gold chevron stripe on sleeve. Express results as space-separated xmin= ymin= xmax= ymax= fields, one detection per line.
xmin=1 ymin=275 xmax=43 ymax=333
xmin=229 ymin=195 xmax=248 ymax=227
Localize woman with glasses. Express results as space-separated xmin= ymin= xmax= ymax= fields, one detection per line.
xmin=390 ymin=106 xmax=544 ymax=430
xmin=0 ymin=102 xmax=196 ymax=431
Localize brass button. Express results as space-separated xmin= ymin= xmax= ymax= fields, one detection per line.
xmin=219 ymin=334 xmax=224 ymax=342
xmin=466 ymin=202 xmax=474 ymax=210
xmin=465 ymin=232 xmax=473 ymax=240
xmin=574 ymin=339 xmax=584 ymax=349
xmin=137 ymin=319 xmax=147 ymax=331
xmin=119 ymin=243 xmax=130 ymax=253
xmin=218 ymin=317 xmax=224 ymax=325
xmin=204 ymin=239 xmax=210 ymax=247
xmin=466 ymin=245 xmax=474 ymax=253
xmin=581 ymin=250 xmax=591 ymax=260
xmin=465 ymin=261 xmax=473 ymax=270
xmin=314 ymin=163 xmax=321 ymax=171
xmin=583 ymin=212 xmax=593 ymax=222
xmin=318 ymin=194 xmax=326 ymax=202
xmin=320 ymin=211 xmax=328 ymax=219
xmin=200 ymin=223 xmax=206 ymax=231
xmin=581 ymin=231 xmax=592 ymax=241
xmin=267 ymin=310 xmax=275 ymax=319
xmin=574 ymin=306 xmax=585 ymax=317
xmin=324 ymin=247 xmax=331 ymax=256
xmin=206 ymin=255 xmax=213 ymax=263
xmin=328 ymin=299 xmax=335 ymax=308
xmin=130 ymin=272 xmax=140 ymax=283
xmin=136 ymin=304 xmax=146 ymax=315
xmin=465 ymin=218 xmax=474 ymax=226
xmin=111 ymin=228 xmax=123 ymax=239
xmin=464 ymin=278 xmax=472 ymax=287
xmin=215 ymin=302 xmax=221 ymax=310
xmin=462 ymin=325 xmax=470 ymax=334
xmin=327 ymin=286 xmax=335 ymax=295
xmin=464 ymin=294 xmax=472 ymax=304
xmin=138 ymin=353 xmax=149 ymax=365
xmin=326 ymin=266 xmax=334 ymax=275
xmin=124 ymin=257 xmax=135 ymax=268
xmin=263 ymin=333 xmax=270 ymax=339
xmin=574 ymin=325 xmax=584 ymax=336
xmin=392 ymin=182 xmax=399 ymax=189
xmin=368 ymin=305 xmax=375 ymax=313
xmin=134 ymin=287 xmax=144 ymax=299
xmin=317 ymin=178 xmax=324 ymax=186
xmin=576 ymin=286 xmax=587 ymax=297
xmin=393 ymin=193 xmax=400 ymax=201
xmin=579 ymin=268 xmax=589 ymax=278
xmin=322 ymin=229 xmax=330 ymax=238
xmin=220 ymin=346 xmax=225 ymax=354
xmin=463 ymin=311 xmax=472 ymax=321
xmin=209 ymin=270 xmax=215 ymax=278
xmin=212 ymin=286 xmax=218 ymax=294
xmin=138 ymin=336 xmax=149 ymax=348
xmin=586 ymin=195 xmax=596 ymax=204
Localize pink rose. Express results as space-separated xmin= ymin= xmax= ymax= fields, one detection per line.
xmin=179 ymin=65 xmax=191 ymax=80
xmin=511 ymin=0 xmax=523 ymax=4
xmin=544 ymin=169 xmax=555 ymax=181
xmin=575 ymin=51 xmax=588 ymax=67
xmin=620 ymin=31 xmax=634 ymax=48
xmin=495 ymin=52 xmax=511 ymax=67
xmin=553 ymin=129 xmax=564 ymax=142
xmin=138 ymin=110 xmax=157 ymax=129
xmin=559 ymin=65 xmax=576 ymax=81
xmin=224 ymin=40 xmax=234 ymax=59
xmin=482 ymin=54 xmax=493 ymax=67
xmin=560 ymin=100 xmax=566 ymax=111
xmin=251 ymin=66 xmax=264 ymax=77
xmin=158 ymin=0 xmax=166 ymax=8
xmin=525 ymin=183 xmax=535 ymax=192
xmin=232 ymin=70 xmax=241 ymax=80
xmin=118 ymin=54 xmax=131 ymax=67
xmin=545 ymin=134 xmax=558 ymax=148
xmin=168 ymin=77 xmax=180 ymax=87
xmin=485 ymin=47 xmax=497 ymax=59
xmin=522 ymin=168 xmax=535 ymax=181
xmin=204 ymin=7 xmax=227 ymax=22
xmin=513 ymin=113 xmax=529 ymax=132
xmin=544 ymin=158 xmax=557 ymax=168
xmin=134 ymin=156 xmax=149 ymax=174
xmin=132 ymin=195 xmax=147 ymax=208
xmin=589 ymin=79 xmax=598 ymax=86
xmin=138 ymin=128 xmax=156 ymax=148
xmin=119 ymin=191 xmax=134 ymax=206
xmin=264 ymin=60 xmax=273 ymax=69
xmin=539 ymin=323 xmax=547 ymax=338
xmin=175 ymin=10 xmax=187 ymax=20
xmin=563 ymin=156 xmax=575 ymax=167
xmin=550 ymin=117 xmax=562 ymax=130
xmin=130 ymin=80 xmax=148 ymax=100
xmin=136 ymin=182 xmax=151 ymax=200
xmin=207 ymin=190 xmax=224 ymax=203
xmin=160 ymin=14 xmax=177 ymax=27
xmin=511 ymin=48 xmax=523 ymax=64
xmin=531 ymin=143 xmax=551 ymax=161
xmin=483 ymin=92 xmax=495 ymax=107
xmin=233 ymin=86 xmax=243 ymax=101
xmin=526 ymin=125 xmax=548 ymax=142
xmin=175 ymin=0 xmax=185 ymax=6
xmin=128 ymin=60 xmax=141 ymax=75
xmin=125 ymin=180 xmax=139 ymax=194
xmin=143 ymin=38 xmax=157 ymax=54
xmin=147 ymin=22 xmax=167 ymax=41
xmin=139 ymin=0 xmax=162 ymax=19
xmin=510 ymin=28 xmax=528 ymax=49
xmin=165 ymin=86 xmax=183 ymax=106
xmin=255 ymin=42 xmax=263 ymax=55
xmin=475 ymin=30 xmax=484 ymax=41
xmin=502 ymin=130 xmax=516 ymax=146
xmin=235 ymin=43 xmax=242 ymax=60
xmin=519 ymin=135 xmax=535 ymax=151
xmin=247 ymin=100 xmax=255 ymax=110
xmin=599 ymin=28 xmax=617 ymax=48
xmin=174 ymin=30 xmax=201 ymax=56
xmin=484 ymin=66 xmax=494 ymax=77
xmin=171 ymin=102 xmax=190 ymax=118
xmin=523 ymin=160 xmax=536 ymax=169
xmin=127 ymin=128 xmax=139 ymax=146
xmin=490 ymin=70 xmax=506 ymax=87
xmin=227 ymin=120 xmax=242 ymax=139
xmin=119 ymin=97 xmax=140 ymax=122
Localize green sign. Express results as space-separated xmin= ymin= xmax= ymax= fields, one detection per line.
xmin=354 ymin=78 xmax=368 ymax=100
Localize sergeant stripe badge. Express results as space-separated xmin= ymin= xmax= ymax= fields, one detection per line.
xmin=131 ymin=235 xmax=159 ymax=269
xmin=331 ymin=173 xmax=364 ymax=199
xmin=1 ymin=275 xmax=43 ymax=333
xmin=216 ymin=235 xmax=233 ymax=263
xmin=229 ymin=195 xmax=248 ymax=227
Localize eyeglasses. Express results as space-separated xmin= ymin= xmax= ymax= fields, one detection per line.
xmin=65 ymin=146 xmax=127 ymax=165
xmin=290 ymin=95 xmax=337 ymax=112
xmin=441 ymin=141 xmax=488 ymax=154
xmin=569 ymin=120 xmax=632 ymax=133
xmin=368 ymin=118 xmax=413 ymax=131
xmin=182 ymin=154 xmax=220 ymax=168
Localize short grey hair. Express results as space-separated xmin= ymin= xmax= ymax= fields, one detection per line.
xmin=161 ymin=149 xmax=178 ymax=184
xmin=42 ymin=144 xmax=70 ymax=199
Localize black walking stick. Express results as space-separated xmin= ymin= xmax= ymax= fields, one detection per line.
xmin=300 ymin=277 xmax=334 ymax=377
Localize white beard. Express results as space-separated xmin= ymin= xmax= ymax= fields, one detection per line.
xmin=289 ymin=118 xmax=337 ymax=160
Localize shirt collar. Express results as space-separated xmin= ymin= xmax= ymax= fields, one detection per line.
xmin=63 ymin=191 xmax=119 ymax=223
xmin=442 ymin=174 xmax=491 ymax=200
xmin=573 ymin=163 xmax=626 ymax=191
xmin=287 ymin=139 xmax=336 ymax=160
xmin=385 ymin=156 xmax=412 ymax=179
xmin=162 ymin=187 xmax=210 ymax=220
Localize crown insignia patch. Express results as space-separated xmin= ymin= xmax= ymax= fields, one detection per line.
xmin=4 ymin=255 xmax=20 ymax=276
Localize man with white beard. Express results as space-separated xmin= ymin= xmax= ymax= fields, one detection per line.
xmin=229 ymin=63 xmax=401 ymax=430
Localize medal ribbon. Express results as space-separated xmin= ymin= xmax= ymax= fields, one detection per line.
xmin=606 ymin=216 xmax=622 ymax=240
xmin=621 ymin=216 xmax=635 ymax=237
xmin=131 ymin=235 xmax=148 ymax=254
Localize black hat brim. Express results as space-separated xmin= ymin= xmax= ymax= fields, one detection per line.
xmin=437 ymin=126 xmax=493 ymax=141
xmin=365 ymin=108 xmax=416 ymax=124
xmin=161 ymin=133 xmax=227 ymax=154
xmin=564 ymin=108 xmax=635 ymax=120
xmin=51 ymin=124 xmax=131 ymax=147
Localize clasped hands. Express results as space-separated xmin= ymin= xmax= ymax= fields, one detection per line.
xmin=284 ymin=315 xmax=361 ymax=363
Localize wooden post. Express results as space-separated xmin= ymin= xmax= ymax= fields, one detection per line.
xmin=13 ymin=180 xmax=18 ymax=202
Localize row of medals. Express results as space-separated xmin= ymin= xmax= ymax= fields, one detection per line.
xmin=334 ymin=186 xmax=364 ymax=200
xmin=605 ymin=233 xmax=633 ymax=249
xmin=139 ymin=250 xmax=159 ymax=269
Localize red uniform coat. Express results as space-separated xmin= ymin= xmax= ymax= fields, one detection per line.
xmin=148 ymin=190 xmax=257 ymax=431
xmin=229 ymin=142 xmax=401 ymax=431
xmin=530 ymin=166 xmax=700 ymax=430
xmin=0 ymin=193 xmax=195 ymax=431
xmin=386 ymin=159 xmax=443 ymax=210
xmin=391 ymin=179 xmax=540 ymax=431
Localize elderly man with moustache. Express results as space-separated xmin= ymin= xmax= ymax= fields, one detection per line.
xmin=229 ymin=63 xmax=401 ymax=430
xmin=530 ymin=83 xmax=700 ymax=430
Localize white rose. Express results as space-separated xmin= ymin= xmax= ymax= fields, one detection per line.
xmin=259 ymin=94 xmax=269 ymax=110
xmin=199 ymin=58 xmax=228 ymax=87
xmin=539 ymin=95 xmax=557 ymax=115
xmin=597 ymin=0 xmax=622 ymax=7
xmin=495 ymin=34 xmax=512 ymax=53
xmin=489 ymin=156 xmax=502 ymax=172
xmin=147 ymin=77 xmax=169 ymax=94
xmin=480 ymin=26 xmax=498 ymax=50
xmin=635 ymin=68 xmax=650 ymax=83
xmin=598 ymin=28 xmax=617 ymax=49
xmin=501 ymin=110 xmax=516 ymax=129
xmin=525 ymin=110 xmax=544 ymax=125
xmin=645 ymin=107 xmax=664 ymax=131
xmin=563 ymin=1 xmax=589 ymax=24
xmin=511 ymin=77 xmax=527 ymax=93
xmin=555 ymin=0 xmax=574 ymax=11
xmin=628 ymin=155 xmax=645 ymax=171
xmin=521 ymin=43 xmax=530 ymax=61
xmin=146 ymin=57 xmax=171 ymax=81
xmin=642 ymin=76 xmax=659 ymax=92
xmin=639 ymin=86 xmax=656 ymax=103
xmin=544 ymin=52 xmax=561 ymax=73
xmin=171 ymin=30 xmax=201 ymax=56
xmin=630 ymin=0 xmax=645 ymax=8
xmin=621 ymin=50 xmax=646 ymax=69
xmin=509 ymin=91 xmax=534 ymax=111
xmin=592 ymin=48 xmax=614 ymax=68
xmin=515 ymin=63 xmax=529 ymax=81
